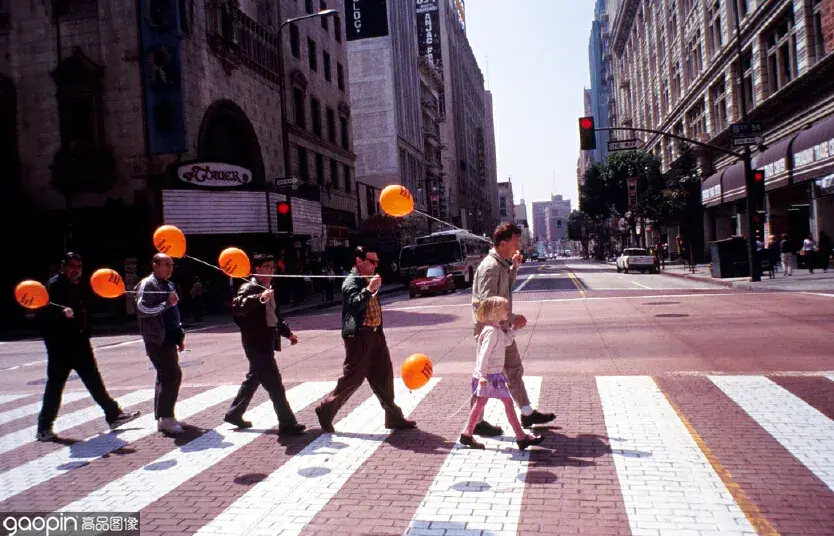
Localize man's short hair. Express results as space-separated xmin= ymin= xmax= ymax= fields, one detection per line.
xmin=62 ymin=252 xmax=82 ymax=264
xmin=253 ymin=253 xmax=274 ymax=269
xmin=152 ymin=253 xmax=171 ymax=265
xmin=493 ymin=223 xmax=522 ymax=247
xmin=353 ymin=245 xmax=376 ymax=262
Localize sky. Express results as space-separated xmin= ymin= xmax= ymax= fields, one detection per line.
xmin=464 ymin=0 xmax=596 ymax=217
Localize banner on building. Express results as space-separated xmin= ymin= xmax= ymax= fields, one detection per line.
xmin=139 ymin=0 xmax=187 ymax=155
xmin=416 ymin=0 xmax=442 ymax=72
xmin=345 ymin=0 xmax=390 ymax=41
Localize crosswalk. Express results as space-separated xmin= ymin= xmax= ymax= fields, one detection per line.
xmin=0 ymin=373 xmax=832 ymax=535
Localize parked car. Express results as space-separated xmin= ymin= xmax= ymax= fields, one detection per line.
xmin=409 ymin=265 xmax=456 ymax=298
xmin=616 ymin=248 xmax=659 ymax=274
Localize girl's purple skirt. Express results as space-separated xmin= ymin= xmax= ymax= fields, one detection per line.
xmin=471 ymin=373 xmax=512 ymax=399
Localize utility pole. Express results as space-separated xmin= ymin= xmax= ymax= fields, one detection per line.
xmin=734 ymin=9 xmax=761 ymax=282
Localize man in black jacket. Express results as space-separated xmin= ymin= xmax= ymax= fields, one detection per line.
xmin=37 ymin=253 xmax=140 ymax=442
xmin=315 ymin=246 xmax=416 ymax=433
xmin=224 ymin=253 xmax=305 ymax=435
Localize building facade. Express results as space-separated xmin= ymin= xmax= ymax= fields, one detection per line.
xmin=497 ymin=179 xmax=516 ymax=222
xmin=589 ymin=0 xmax=614 ymax=161
xmin=484 ymin=90 xmax=500 ymax=229
xmin=346 ymin=0 xmax=426 ymax=229
xmin=532 ymin=194 xmax=572 ymax=250
xmin=420 ymin=59 xmax=448 ymax=231
xmin=0 ymin=0 xmax=359 ymax=327
xmin=609 ymin=0 xmax=834 ymax=253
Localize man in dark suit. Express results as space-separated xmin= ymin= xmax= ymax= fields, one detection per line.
xmin=315 ymin=246 xmax=417 ymax=433
xmin=224 ymin=253 xmax=305 ymax=435
xmin=37 ymin=252 xmax=140 ymax=441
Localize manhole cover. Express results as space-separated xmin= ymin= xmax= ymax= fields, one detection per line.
xmin=27 ymin=373 xmax=80 ymax=386
xmin=654 ymin=313 xmax=690 ymax=318
xmin=148 ymin=360 xmax=203 ymax=370
xmin=643 ymin=301 xmax=681 ymax=305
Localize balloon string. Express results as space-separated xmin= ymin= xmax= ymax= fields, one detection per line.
xmin=411 ymin=209 xmax=493 ymax=245
xmin=48 ymin=301 xmax=69 ymax=309
xmin=183 ymin=254 xmax=270 ymax=291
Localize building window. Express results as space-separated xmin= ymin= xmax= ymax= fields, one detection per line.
xmin=290 ymin=24 xmax=300 ymax=58
xmin=337 ymin=63 xmax=344 ymax=91
xmin=740 ymin=48 xmax=755 ymax=112
xmin=735 ymin=0 xmax=749 ymax=24
xmin=323 ymin=51 xmax=331 ymax=82
xmin=499 ymin=197 xmax=507 ymax=217
xmin=764 ymin=10 xmax=797 ymax=96
xmin=305 ymin=0 xmax=314 ymax=14
xmin=293 ymin=88 xmax=306 ymax=128
xmin=298 ymin=146 xmax=309 ymax=181
xmin=310 ymin=96 xmax=321 ymax=137
xmin=672 ymin=62 xmax=682 ymax=103
xmin=685 ymin=32 xmax=703 ymax=86
xmin=320 ymin=1 xmax=328 ymax=29
xmin=0 ymin=0 xmax=10 ymax=31
xmin=335 ymin=15 xmax=342 ymax=42
xmin=686 ymin=99 xmax=707 ymax=140
xmin=326 ymin=107 xmax=336 ymax=143
xmin=316 ymin=153 xmax=325 ymax=185
xmin=812 ymin=0 xmax=826 ymax=64
xmin=710 ymin=80 xmax=727 ymax=133
xmin=330 ymin=157 xmax=339 ymax=189
xmin=308 ymin=38 xmax=317 ymax=71
xmin=344 ymin=165 xmax=352 ymax=193
xmin=708 ymin=1 xmax=722 ymax=59
xmin=341 ymin=116 xmax=349 ymax=149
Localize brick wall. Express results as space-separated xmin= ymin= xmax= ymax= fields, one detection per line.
xmin=824 ymin=0 xmax=834 ymax=55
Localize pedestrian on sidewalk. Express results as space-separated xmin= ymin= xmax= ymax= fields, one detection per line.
xmin=459 ymin=297 xmax=544 ymax=451
xmin=224 ymin=253 xmax=305 ymax=435
xmin=315 ymin=246 xmax=417 ymax=433
xmin=780 ymin=234 xmax=795 ymax=276
xmin=469 ymin=223 xmax=556 ymax=437
xmin=818 ymin=231 xmax=831 ymax=272
xmin=36 ymin=252 xmax=140 ymax=442
xmin=802 ymin=234 xmax=817 ymax=274
xmin=136 ymin=253 xmax=186 ymax=435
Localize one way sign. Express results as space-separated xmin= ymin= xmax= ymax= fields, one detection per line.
xmin=608 ymin=139 xmax=643 ymax=151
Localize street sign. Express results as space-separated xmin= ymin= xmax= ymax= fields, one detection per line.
xmin=275 ymin=177 xmax=300 ymax=187
xmin=608 ymin=139 xmax=643 ymax=151
xmin=731 ymin=136 xmax=764 ymax=147
xmin=731 ymin=122 xmax=762 ymax=137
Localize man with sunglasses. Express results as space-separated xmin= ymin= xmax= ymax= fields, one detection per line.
xmin=315 ymin=246 xmax=417 ymax=433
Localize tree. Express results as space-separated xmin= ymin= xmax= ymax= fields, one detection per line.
xmin=568 ymin=210 xmax=591 ymax=258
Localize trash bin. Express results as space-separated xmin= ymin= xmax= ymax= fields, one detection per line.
xmin=709 ymin=237 xmax=749 ymax=278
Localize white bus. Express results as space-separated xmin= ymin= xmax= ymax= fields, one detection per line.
xmin=399 ymin=230 xmax=491 ymax=287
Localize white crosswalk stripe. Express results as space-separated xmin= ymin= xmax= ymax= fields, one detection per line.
xmin=710 ymin=375 xmax=834 ymax=492
xmin=405 ymin=377 xmax=542 ymax=536
xmin=194 ymin=378 xmax=440 ymax=536
xmin=58 ymin=382 xmax=336 ymax=513
xmin=0 ymin=389 xmax=154 ymax=456
xmin=0 ymin=394 xmax=33 ymax=405
xmin=0 ymin=385 xmax=238 ymax=502
xmin=0 ymin=392 xmax=89 ymax=426
xmin=597 ymin=376 xmax=758 ymax=536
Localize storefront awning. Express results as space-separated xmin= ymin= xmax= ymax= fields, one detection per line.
xmin=792 ymin=114 xmax=834 ymax=184
xmin=701 ymin=169 xmax=723 ymax=208
xmin=752 ymin=137 xmax=793 ymax=191
xmin=721 ymin=162 xmax=746 ymax=203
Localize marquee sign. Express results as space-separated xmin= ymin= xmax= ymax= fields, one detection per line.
xmin=176 ymin=162 xmax=252 ymax=188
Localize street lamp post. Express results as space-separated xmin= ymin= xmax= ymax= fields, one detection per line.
xmin=275 ymin=9 xmax=338 ymax=234
xmin=733 ymin=8 xmax=761 ymax=282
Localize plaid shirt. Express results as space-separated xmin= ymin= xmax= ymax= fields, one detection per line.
xmin=363 ymin=288 xmax=382 ymax=327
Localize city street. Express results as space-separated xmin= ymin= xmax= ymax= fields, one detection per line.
xmin=1 ymin=259 xmax=833 ymax=535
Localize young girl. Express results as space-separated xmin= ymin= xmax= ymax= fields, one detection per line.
xmin=460 ymin=296 xmax=544 ymax=450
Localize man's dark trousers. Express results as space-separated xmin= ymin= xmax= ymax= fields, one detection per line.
xmin=144 ymin=341 xmax=182 ymax=420
xmin=38 ymin=337 xmax=121 ymax=431
xmin=317 ymin=327 xmax=408 ymax=426
xmin=226 ymin=332 xmax=298 ymax=429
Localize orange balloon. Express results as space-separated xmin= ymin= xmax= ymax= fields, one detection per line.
xmin=90 ymin=268 xmax=126 ymax=299
xmin=219 ymin=247 xmax=251 ymax=278
xmin=379 ymin=185 xmax=414 ymax=217
xmin=15 ymin=280 xmax=49 ymax=310
xmin=153 ymin=225 xmax=186 ymax=258
xmin=401 ymin=353 xmax=433 ymax=390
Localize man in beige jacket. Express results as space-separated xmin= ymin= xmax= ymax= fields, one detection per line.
xmin=470 ymin=223 xmax=556 ymax=436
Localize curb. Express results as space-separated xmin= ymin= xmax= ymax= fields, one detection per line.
xmin=659 ymin=269 xmax=738 ymax=289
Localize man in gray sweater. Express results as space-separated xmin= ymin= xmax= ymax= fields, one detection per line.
xmin=470 ymin=223 xmax=556 ymax=437
xmin=136 ymin=253 xmax=185 ymax=435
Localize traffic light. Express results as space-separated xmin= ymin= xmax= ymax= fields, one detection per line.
xmin=276 ymin=200 xmax=292 ymax=233
xmin=579 ymin=116 xmax=596 ymax=151
xmin=751 ymin=169 xmax=765 ymax=209
xmin=557 ymin=219 xmax=562 ymax=228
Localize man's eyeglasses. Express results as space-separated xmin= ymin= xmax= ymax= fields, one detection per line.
xmin=365 ymin=258 xmax=380 ymax=266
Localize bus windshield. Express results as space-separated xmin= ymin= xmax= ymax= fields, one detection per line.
xmin=413 ymin=242 xmax=463 ymax=265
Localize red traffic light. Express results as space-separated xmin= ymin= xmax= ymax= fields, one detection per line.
xmin=580 ymin=117 xmax=594 ymax=130
xmin=277 ymin=202 xmax=290 ymax=215
xmin=753 ymin=170 xmax=764 ymax=182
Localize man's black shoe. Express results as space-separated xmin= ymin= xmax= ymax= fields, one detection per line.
xmin=473 ymin=421 xmax=503 ymax=437
xmin=521 ymin=410 xmax=556 ymax=428
xmin=278 ymin=423 xmax=306 ymax=436
xmin=315 ymin=407 xmax=335 ymax=433
xmin=223 ymin=414 xmax=253 ymax=429
xmin=385 ymin=419 xmax=417 ymax=430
